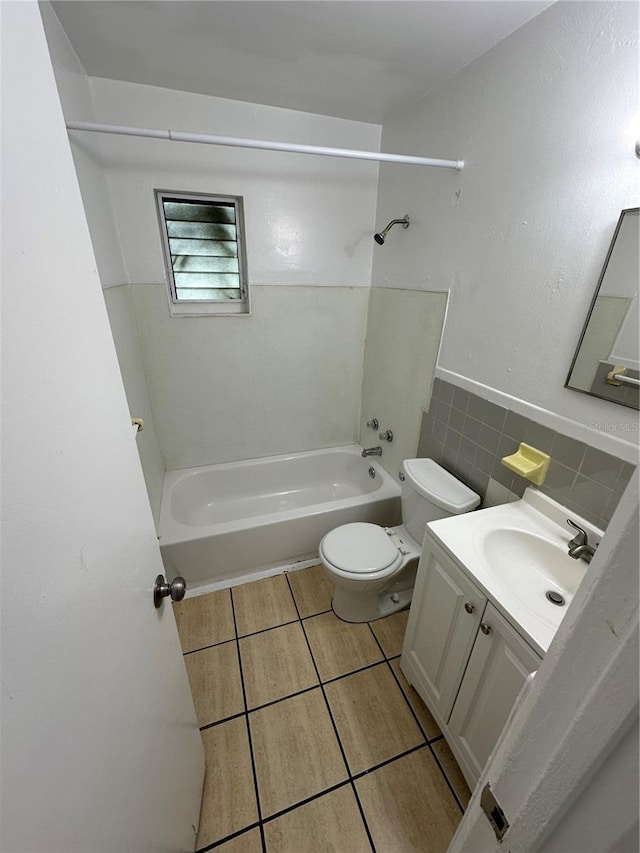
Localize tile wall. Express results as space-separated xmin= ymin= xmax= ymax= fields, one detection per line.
xmin=418 ymin=379 xmax=636 ymax=529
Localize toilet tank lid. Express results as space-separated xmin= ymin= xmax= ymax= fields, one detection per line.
xmin=402 ymin=459 xmax=480 ymax=514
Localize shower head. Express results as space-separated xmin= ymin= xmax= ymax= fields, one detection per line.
xmin=373 ymin=215 xmax=410 ymax=245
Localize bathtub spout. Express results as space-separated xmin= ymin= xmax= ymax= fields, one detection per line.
xmin=362 ymin=447 xmax=383 ymax=457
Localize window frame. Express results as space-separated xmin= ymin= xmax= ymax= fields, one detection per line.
xmin=155 ymin=189 xmax=250 ymax=316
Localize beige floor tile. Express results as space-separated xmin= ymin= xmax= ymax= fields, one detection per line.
xmin=173 ymin=589 xmax=235 ymax=653
xmin=369 ymin=609 xmax=409 ymax=658
xmin=325 ymin=664 xmax=424 ymax=775
xmin=304 ymin=611 xmax=383 ymax=681
xmin=356 ymin=749 xmax=462 ymax=853
xmin=287 ymin=564 xmax=334 ymax=618
xmin=264 ymin=785 xmax=371 ymax=853
xmin=250 ymin=688 xmax=347 ymax=818
xmin=240 ymin=621 xmax=318 ymax=709
xmin=233 ymin=574 xmax=298 ymax=637
xmin=390 ymin=658 xmax=442 ymax=740
xmin=214 ymin=827 xmax=263 ymax=853
xmin=432 ymin=738 xmax=472 ymax=809
xmin=184 ymin=641 xmax=244 ymax=727
xmin=197 ymin=718 xmax=258 ymax=850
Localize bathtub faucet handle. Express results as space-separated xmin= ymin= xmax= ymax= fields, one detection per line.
xmin=367 ymin=418 xmax=379 ymax=431
xmin=379 ymin=430 xmax=393 ymax=442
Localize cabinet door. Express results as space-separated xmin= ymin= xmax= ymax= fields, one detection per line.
xmin=401 ymin=536 xmax=486 ymax=723
xmin=448 ymin=603 xmax=542 ymax=788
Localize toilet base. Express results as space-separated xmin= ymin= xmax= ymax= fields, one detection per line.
xmin=332 ymin=584 xmax=413 ymax=623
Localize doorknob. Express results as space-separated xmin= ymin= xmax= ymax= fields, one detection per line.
xmin=154 ymin=574 xmax=186 ymax=608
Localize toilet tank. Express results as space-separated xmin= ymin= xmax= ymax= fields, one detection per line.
xmin=401 ymin=458 xmax=480 ymax=543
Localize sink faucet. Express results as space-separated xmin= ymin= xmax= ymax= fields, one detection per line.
xmin=567 ymin=519 xmax=597 ymax=563
xmin=362 ymin=446 xmax=383 ymax=457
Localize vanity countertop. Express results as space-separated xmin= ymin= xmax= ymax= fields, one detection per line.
xmin=426 ymin=489 xmax=602 ymax=656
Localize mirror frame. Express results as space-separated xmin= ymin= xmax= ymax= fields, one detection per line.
xmin=565 ymin=207 xmax=639 ymax=410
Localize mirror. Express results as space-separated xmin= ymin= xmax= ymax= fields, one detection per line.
xmin=566 ymin=208 xmax=639 ymax=410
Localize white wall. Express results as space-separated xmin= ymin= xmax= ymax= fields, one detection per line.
xmin=359 ymin=288 xmax=448 ymax=477
xmin=103 ymin=285 xmax=166 ymax=521
xmin=41 ymin=3 xmax=167 ymax=522
xmin=39 ymin=2 xmax=126 ymax=287
xmin=89 ymin=77 xmax=380 ymax=288
xmin=131 ymin=284 xmax=369 ymax=469
xmin=374 ymin=0 xmax=639 ymax=451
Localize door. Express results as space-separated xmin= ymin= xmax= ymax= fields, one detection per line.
xmin=1 ymin=5 xmax=204 ymax=852
xmin=401 ymin=535 xmax=486 ymax=723
xmin=448 ymin=603 xmax=542 ymax=788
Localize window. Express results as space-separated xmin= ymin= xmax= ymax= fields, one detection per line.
xmin=155 ymin=190 xmax=249 ymax=315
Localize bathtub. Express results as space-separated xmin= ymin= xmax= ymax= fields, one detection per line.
xmin=158 ymin=445 xmax=401 ymax=589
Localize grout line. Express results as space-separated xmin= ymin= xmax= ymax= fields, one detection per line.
xmin=370 ymin=619 xmax=466 ymax=812
xmin=322 ymin=658 xmax=386 ymax=686
xmin=195 ymin=822 xmax=261 ymax=853
xmin=285 ymin=574 xmax=377 ymax=853
xmin=261 ymin=779 xmax=353 ymax=826
xmin=427 ymin=739 xmax=467 ymax=815
xmin=236 ymin=617 xmax=300 ymax=641
xmin=351 ymin=743 xmax=428 ymax=781
xmin=183 ymin=636 xmax=237 ymax=656
xmin=300 ymin=607 xmax=333 ymax=620
xmin=384 ymin=655 xmax=439 ymax=745
xmin=199 ymin=710 xmax=246 ymax=732
xmin=368 ymin=628 xmax=435 ymax=746
xmin=246 ymin=684 xmax=320 ymax=716
xmin=381 ymin=654 xmax=466 ymax=811
xmin=229 ymin=594 xmax=267 ymax=853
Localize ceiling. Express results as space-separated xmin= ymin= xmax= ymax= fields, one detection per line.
xmin=51 ymin=1 xmax=554 ymax=124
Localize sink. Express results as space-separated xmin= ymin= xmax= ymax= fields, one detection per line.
xmin=482 ymin=528 xmax=584 ymax=615
xmin=427 ymin=488 xmax=602 ymax=654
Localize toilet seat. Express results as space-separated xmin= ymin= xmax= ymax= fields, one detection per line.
xmin=320 ymin=523 xmax=403 ymax=576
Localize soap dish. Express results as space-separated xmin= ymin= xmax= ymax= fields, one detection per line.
xmin=501 ymin=442 xmax=550 ymax=486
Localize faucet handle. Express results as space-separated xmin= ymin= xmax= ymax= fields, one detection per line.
xmin=567 ymin=519 xmax=588 ymax=547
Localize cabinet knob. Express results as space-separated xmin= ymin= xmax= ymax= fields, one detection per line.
xmin=480 ymin=623 xmax=492 ymax=635
xmin=464 ymin=602 xmax=475 ymax=614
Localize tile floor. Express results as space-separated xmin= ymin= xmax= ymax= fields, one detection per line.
xmin=173 ymin=564 xmax=471 ymax=853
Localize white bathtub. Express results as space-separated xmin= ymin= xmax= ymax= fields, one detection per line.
xmin=158 ymin=445 xmax=401 ymax=589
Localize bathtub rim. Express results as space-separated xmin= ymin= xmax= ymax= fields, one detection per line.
xmin=158 ymin=444 xmax=400 ymax=547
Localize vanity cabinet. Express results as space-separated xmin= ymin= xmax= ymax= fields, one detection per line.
xmin=401 ymin=534 xmax=542 ymax=789
xmin=447 ymin=601 xmax=541 ymax=785
xmin=402 ymin=539 xmax=487 ymax=722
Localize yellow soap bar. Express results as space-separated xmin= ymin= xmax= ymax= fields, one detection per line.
xmin=501 ymin=442 xmax=550 ymax=486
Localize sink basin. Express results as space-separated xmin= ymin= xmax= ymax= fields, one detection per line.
xmin=427 ymin=488 xmax=601 ymax=654
xmin=482 ymin=528 xmax=583 ymax=612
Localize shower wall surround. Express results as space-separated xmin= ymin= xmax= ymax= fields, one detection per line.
xmin=418 ymin=379 xmax=635 ymax=529
xmin=88 ymin=78 xmax=382 ymax=471
xmin=130 ymin=284 xmax=369 ymax=470
xmin=359 ymin=287 xmax=448 ymax=479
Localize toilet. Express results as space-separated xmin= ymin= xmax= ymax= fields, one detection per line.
xmin=319 ymin=458 xmax=480 ymax=622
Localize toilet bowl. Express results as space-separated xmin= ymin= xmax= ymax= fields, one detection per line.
xmin=319 ymin=458 xmax=480 ymax=622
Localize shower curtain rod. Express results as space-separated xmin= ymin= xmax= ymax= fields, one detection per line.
xmin=66 ymin=121 xmax=464 ymax=170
